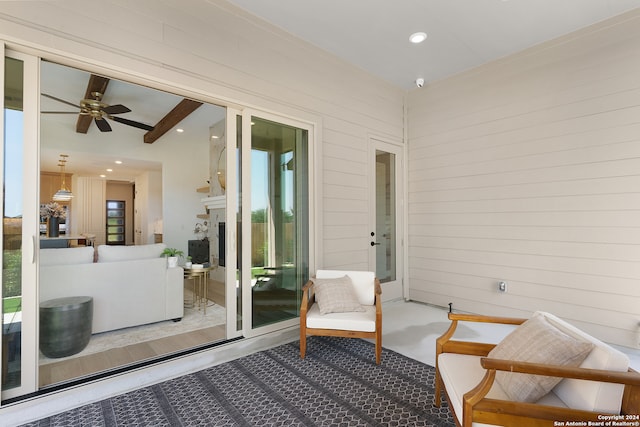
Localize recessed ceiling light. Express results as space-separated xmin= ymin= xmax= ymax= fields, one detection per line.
xmin=115 ymin=160 xmax=123 ymax=164
xmin=176 ymin=128 xmax=184 ymax=133
xmin=409 ymin=32 xmax=427 ymax=44
xmin=106 ymin=168 xmax=113 ymax=172
xmin=100 ymin=174 xmax=106 ymax=178
xmin=211 ymin=135 xmax=219 ymax=139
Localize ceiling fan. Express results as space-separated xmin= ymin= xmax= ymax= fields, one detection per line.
xmin=41 ymin=90 xmax=155 ymax=133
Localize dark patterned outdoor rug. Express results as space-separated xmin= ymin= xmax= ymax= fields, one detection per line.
xmin=22 ymin=337 xmax=455 ymax=426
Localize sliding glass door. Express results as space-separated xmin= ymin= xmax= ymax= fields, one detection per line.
xmin=241 ymin=113 xmax=311 ymax=335
xmin=0 ymin=49 xmax=314 ymax=399
xmin=2 ymin=49 xmax=39 ymax=401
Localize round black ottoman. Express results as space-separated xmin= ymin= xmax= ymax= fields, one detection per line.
xmin=40 ymin=296 xmax=93 ymax=358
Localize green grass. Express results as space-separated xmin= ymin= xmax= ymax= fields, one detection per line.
xmin=3 ymin=249 xmax=22 ymax=298
xmin=2 ymin=296 xmax=21 ymax=314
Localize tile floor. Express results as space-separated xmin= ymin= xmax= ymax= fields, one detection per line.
xmin=381 ymin=300 xmax=640 ymax=370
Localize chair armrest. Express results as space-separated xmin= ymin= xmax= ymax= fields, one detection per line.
xmin=436 ymin=313 xmax=527 ymax=358
xmin=300 ymin=280 xmax=314 ymax=314
xmin=448 ymin=312 xmax=527 ymax=325
xmin=374 ymin=278 xmax=382 ymax=323
xmin=481 ymin=357 xmax=640 ymax=387
xmin=302 ymin=280 xmax=314 ymax=292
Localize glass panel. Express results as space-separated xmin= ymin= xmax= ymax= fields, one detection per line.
xmin=2 ymin=57 xmax=24 ymax=391
xmin=107 ymin=201 xmax=124 ymax=209
xmin=37 ymin=59 xmax=229 ymax=389
xmin=250 ymin=117 xmax=308 ymax=329
xmin=375 ymin=150 xmax=396 ymax=283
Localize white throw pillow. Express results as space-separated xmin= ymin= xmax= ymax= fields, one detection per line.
xmin=311 ymin=275 xmax=365 ymax=315
xmin=488 ymin=313 xmax=593 ymax=403
xmin=97 ymin=243 xmax=166 ymax=262
xmin=40 ymin=247 xmax=95 ymax=266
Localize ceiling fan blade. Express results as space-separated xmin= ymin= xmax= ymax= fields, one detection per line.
xmin=41 ymin=93 xmax=81 ymax=110
xmin=94 ymin=117 xmax=112 ymax=132
xmin=110 ymin=116 xmax=155 ymax=131
xmin=102 ymin=104 xmax=131 ymax=115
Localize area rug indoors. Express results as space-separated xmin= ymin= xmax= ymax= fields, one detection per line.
xmin=39 ymin=290 xmax=226 ymax=365
xmin=24 ymin=337 xmax=455 ymax=426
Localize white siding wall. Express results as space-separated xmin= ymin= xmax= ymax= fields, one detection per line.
xmin=0 ymin=0 xmax=405 ymax=270
xmin=407 ymin=9 xmax=640 ymax=348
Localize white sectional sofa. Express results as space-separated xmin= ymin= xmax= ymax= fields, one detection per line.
xmin=435 ymin=311 xmax=640 ymax=427
xmin=39 ymin=243 xmax=184 ymax=334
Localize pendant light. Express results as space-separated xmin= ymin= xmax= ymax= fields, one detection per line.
xmin=52 ymin=154 xmax=74 ymax=202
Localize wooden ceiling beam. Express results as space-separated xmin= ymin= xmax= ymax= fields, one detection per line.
xmin=144 ymin=99 xmax=203 ymax=144
xmin=76 ymin=74 xmax=110 ymax=134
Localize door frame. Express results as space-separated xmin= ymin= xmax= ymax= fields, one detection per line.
xmin=368 ymin=136 xmax=405 ymax=302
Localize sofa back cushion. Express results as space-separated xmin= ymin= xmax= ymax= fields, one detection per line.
xmin=40 ymin=247 xmax=95 ymax=266
xmin=539 ymin=312 xmax=629 ymax=414
xmin=97 ymin=243 xmax=166 ymax=262
xmin=315 ymin=270 xmax=375 ymax=305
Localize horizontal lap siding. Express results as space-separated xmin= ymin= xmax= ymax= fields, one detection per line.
xmin=407 ymin=9 xmax=640 ymax=348
xmin=0 ymin=0 xmax=405 ymax=272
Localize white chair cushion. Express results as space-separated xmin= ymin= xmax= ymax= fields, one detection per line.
xmin=538 ymin=312 xmax=629 ymax=414
xmin=97 ymin=243 xmax=166 ymax=262
xmin=315 ymin=270 xmax=375 ymax=305
xmin=438 ymin=353 xmax=567 ymax=427
xmin=39 ymin=247 xmax=95 ymax=266
xmin=306 ymin=303 xmax=376 ymax=332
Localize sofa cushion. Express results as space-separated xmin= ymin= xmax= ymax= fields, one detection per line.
xmin=40 ymin=247 xmax=95 ymax=266
xmin=97 ymin=243 xmax=166 ymax=262
xmin=315 ymin=270 xmax=375 ymax=305
xmin=311 ymin=275 xmax=365 ymax=315
xmin=488 ymin=313 xmax=593 ymax=403
xmin=539 ymin=312 xmax=629 ymax=414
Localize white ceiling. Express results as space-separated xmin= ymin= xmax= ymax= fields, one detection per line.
xmin=226 ymin=0 xmax=640 ymax=90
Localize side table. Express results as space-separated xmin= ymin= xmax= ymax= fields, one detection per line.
xmin=183 ymin=266 xmax=214 ymax=314
xmin=40 ymin=296 xmax=93 ymax=358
